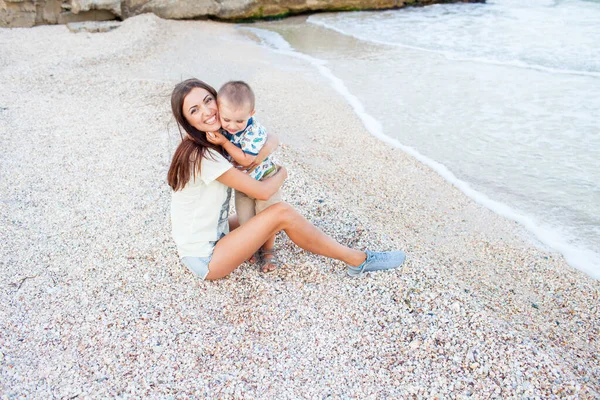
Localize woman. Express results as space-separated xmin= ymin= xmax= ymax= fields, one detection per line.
xmin=168 ymin=78 xmax=406 ymax=281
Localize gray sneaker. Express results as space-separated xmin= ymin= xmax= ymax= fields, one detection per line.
xmin=347 ymin=250 xmax=406 ymax=277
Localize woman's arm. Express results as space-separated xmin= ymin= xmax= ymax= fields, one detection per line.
xmin=217 ymin=165 xmax=287 ymax=201
xmin=247 ymin=133 xmax=280 ymax=172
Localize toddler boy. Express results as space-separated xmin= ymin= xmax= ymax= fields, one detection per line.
xmin=216 ymin=80 xmax=281 ymax=272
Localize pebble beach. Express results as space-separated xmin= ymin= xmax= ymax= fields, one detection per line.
xmin=1 ymin=14 xmax=599 ymax=398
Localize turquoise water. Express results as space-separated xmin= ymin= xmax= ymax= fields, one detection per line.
xmin=246 ymin=0 xmax=600 ymax=279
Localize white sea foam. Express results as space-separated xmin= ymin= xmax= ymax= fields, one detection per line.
xmin=244 ymin=26 xmax=600 ymax=279
xmin=306 ymin=17 xmax=600 ymax=78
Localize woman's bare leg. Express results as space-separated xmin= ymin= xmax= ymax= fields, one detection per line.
xmin=206 ymin=202 xmax=366 ymax=280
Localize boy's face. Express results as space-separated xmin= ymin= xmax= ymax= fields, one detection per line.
xmin=218 ymin=99 xmax=255 ymax=134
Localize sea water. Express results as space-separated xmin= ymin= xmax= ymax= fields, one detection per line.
xmin=245 ymin=0 xmax=600 ymax=279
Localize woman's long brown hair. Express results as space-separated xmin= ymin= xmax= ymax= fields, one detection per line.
xmin=167 ymin=79 xmax=226 ymax=191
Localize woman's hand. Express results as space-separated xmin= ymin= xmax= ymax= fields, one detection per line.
xmin=248 ymin=133 xmax=280 ymax=172
xmin=272 ymin=165 xmax=288 ymax=181
xmin=246 ymin=159 xmax=262 ymax=172
xmin=206 ymin=131 xmax=227 ymax=145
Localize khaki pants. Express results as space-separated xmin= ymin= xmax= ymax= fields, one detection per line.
xmin=235 ymin=189 xmax=282 ymax=225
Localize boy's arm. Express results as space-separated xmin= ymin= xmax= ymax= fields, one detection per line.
xmin=220 ymin=141 xmax=257 ymax=168
xmin=230 ymin=121 xmax=270 ymax=169
xmin=207 ymin=131 xmax=257 ymax=168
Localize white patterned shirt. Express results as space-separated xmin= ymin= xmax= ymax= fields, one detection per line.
xmin=222 ymin=117 xmax=276 ymax=180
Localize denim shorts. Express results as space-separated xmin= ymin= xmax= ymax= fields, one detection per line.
xmin=180 ymin=237 xmax=224 ymax=280
xmin=181 ymin=255 xmax=212 ymax=280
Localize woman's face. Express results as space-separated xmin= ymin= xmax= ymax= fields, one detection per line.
xmin=182 ymin=87 xmax=221 ymax=132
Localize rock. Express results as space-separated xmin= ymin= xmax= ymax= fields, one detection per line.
xmin=1 ymin=0 xmax=485 ymax=28
xmin=450 ymin=301 xmax=461 ymax=313
xmin=0 ymin=0 xmax=118 ymax=27
xmin=123 ymin=0 xmax=218 ymax=20
xmin=0 ymin=0 xmax=39 ymax=27
xmin=66 ymin=20 xmax=121 ymax=32
xmin=125 ymin=0 xmax=402 ymax=20
xmin=71 ymin=0 xmax=121 ymax=17
xmin=409 ymin=339 xmax=421 ymax=350
xmin=56 ymin=9 xmax=116 ymax=24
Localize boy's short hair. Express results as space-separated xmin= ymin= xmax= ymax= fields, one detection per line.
xmin=218 ymin=81 xmax=255 ymax=110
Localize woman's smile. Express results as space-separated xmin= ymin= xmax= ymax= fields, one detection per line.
xmin=204 ymin=114 xmax=217 ymax=125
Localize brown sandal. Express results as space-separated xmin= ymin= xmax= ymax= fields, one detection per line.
xmin=260 ymin=249 xmax=279 ymax=273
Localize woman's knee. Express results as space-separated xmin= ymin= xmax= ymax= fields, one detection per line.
xmin=269 ymin=201 xmax=294 ymax=216
xmin=262 ymin=202 xmax=297 ymax=225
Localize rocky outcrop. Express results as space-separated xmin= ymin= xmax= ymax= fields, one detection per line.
xmin=1 ymin=0 xmax=483 ymax=28
xmin=125 ymin=0 xmax=406 ymax=20
xmin=66 ymin=19 xmax=120 ymax=32
xmin=1 ymin=0 xmax=118 ymax=27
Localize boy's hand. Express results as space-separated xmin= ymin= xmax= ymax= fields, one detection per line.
xmin=206 ymin=131 xmax=226 ymax=145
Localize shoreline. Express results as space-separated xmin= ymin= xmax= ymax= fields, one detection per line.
xmin=1 ymin=14 xmax=599 ymax=397
xmin=246 ymin=16 xmax=600 ymax=280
